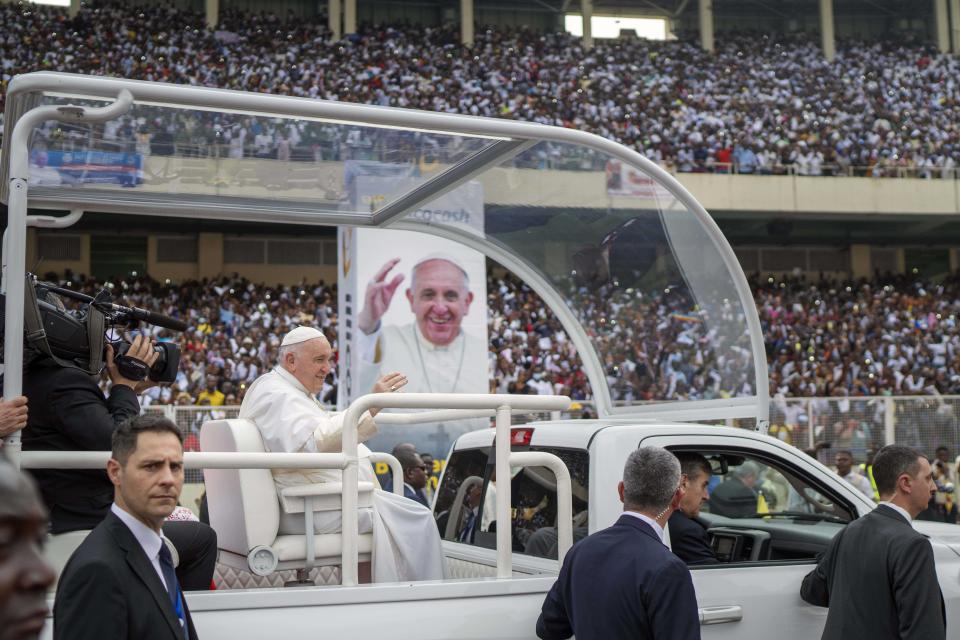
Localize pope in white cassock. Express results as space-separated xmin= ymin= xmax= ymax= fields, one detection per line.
xmin=239 ymin=326 xmax=445 ymax=583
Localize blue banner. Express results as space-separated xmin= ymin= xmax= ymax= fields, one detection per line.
xmin=39 ymin=150 xmax=142 ymax=187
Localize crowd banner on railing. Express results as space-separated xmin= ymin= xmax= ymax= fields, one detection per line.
xmin=337 ymin=162 xmax=489 ymax=457
xmin=32 ymin=149 xmax=142 ymax=187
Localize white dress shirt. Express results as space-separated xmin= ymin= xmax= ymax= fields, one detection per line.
xmin=110 ymin=503 xmax=172 ymax=593
xmin=878 ymin=501 xmax=912 ymax=523
xmin=622 ymin=510 xmax=666 ymax=543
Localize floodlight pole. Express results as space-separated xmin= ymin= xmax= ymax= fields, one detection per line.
xmin=3 ymin=90 xmax=133 ymax=467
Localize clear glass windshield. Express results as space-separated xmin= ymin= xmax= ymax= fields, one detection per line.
xmin=413 ymin=142 xmax=756 ymax=405
xmin=21 ymin=95 xmax=500 ymax=215
xmin=3 ymin=76 xmax=761 ymax=414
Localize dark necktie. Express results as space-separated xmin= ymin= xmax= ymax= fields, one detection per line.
xmin=459 ymin=509 xmax=476 ymax=542
xmin=158 ymin=542 xmax=189 ymax=640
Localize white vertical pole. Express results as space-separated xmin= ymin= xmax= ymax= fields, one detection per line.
xmin=69 ymin=0 xmax=80 ymax=18
xmin=329 ymin=0 xmax=342 ymax=42
xmin=344 ymin=0 xmax=357 ymax=35
xmin=819 ymin=0 xmax=835 ymax=60
xmin=935 ymin=0 xmax=950 ymax=53
xmin=698 ymin=0 xmax=714 ymax=53
xmin=340 ymin=404 xmax=359 ymax=586
xmin=460 ymin=0 xmax=474 ymax=46
xmin=495 ymin=405 xmax=512 ymax=579
xmin=884 ymin=397 xmax=896 ymax=446
xmin=582 ymin=0 xmax=593 ymax=49
xmin=950 ymin=0 xmax=960 ymax=53
xmin=3 ymin=178 xmax=27 ymax=468
xmin=205 ymin=0 xmax=219 ymax=30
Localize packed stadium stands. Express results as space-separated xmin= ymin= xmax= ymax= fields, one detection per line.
xmin=2 ymin=2 xmax=960 ymax=178
xmin=40 ymin=266 xmax=960 ymax=411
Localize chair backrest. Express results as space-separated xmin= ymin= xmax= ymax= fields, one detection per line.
xmin=199 ymin=419 xmax=280 ymax=555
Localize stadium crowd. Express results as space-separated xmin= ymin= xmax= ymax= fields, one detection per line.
xmin=2 ymin=3 xmax=960 ymax=178
xmin=36 ymin=267 xmax=960 ymax=412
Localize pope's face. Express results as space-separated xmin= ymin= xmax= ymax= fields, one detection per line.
xmin=406 ymin=259 xmax=474 ymax=347
xmin=287 ymin=337 xmax=333 ymax=395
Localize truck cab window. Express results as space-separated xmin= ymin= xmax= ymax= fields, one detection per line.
xmin=434 ymin=449 xmax=488 ymax=542
xmin=671 ymin=449 xmax=855 ymax=566
xmin=486 ymin=448 xmax=590 ymax=559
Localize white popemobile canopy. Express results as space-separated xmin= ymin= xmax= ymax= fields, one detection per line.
xmin=1 ymin=71 xmax=768 ymax=429
xmin=0 ymin=71 xmax=770 ymax=586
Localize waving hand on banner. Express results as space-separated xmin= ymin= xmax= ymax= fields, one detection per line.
xmin=359 ymin=258 xmax=405 ymax=335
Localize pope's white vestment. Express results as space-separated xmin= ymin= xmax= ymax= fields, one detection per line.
xmin=239 ymin=366 xmax=445 ymax=582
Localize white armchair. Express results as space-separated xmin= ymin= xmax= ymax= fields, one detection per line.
xmin=199 ymin=419 xmax=401 ymax=583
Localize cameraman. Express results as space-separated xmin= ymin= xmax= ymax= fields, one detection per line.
xmin=21 ymin=334 xmax=218 ymax=590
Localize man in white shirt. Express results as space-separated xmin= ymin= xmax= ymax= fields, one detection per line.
xmin=55 ymin=415 xmax=198 ymax=640
xmin=834 ymin=450 xmax=874 ymax=498
xmin=239 ymin=326 xmax=444 ymax=583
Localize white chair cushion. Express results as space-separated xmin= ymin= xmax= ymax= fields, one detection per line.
xmin=200 ymin=419 xmax=280 ymax=555
xmin=273 ymin=533 xmax=373 ymax=563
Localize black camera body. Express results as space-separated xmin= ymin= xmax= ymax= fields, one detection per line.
xmin=4 ymin=276 xmax=185 ymax=383
xmin=112 ymin=339 xmax=179 ymax=383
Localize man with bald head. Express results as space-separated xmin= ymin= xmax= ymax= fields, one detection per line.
xmin=0 ymin=455 xmax=56 ymax=640
xmin=239 ymin=326 xmax=444 ymax=582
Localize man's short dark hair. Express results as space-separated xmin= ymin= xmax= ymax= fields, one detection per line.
xmin=835 ymin=449 xmax=853 ymax=458
xmin=395 ymin=448 xmax=422 ymax=474
xmin=112 ymin=415 xmax=183 ymax=466
xmin=675 ymin=452 xmax=711 ymax=482
xmin=872 ymin=444 xmax=923 ymax=496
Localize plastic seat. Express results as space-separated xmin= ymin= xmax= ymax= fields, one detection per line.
xmin=199 ymin=418 xmax=373 ymax=580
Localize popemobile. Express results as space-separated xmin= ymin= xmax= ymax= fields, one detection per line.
xmin=2 ymin=72 xmax=958 ymax=639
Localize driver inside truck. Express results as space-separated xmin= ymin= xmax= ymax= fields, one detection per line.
xmin=668 ymin=452 xmax=718 ymax=565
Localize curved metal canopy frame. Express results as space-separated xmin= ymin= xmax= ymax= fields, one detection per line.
xmin=1 ymin=72 xmax=769 ymax=436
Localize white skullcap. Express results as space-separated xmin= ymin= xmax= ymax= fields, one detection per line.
xmin=411 ymin=252 xmax=470 ymax=284
xmin=280 ymin=326 xmax=325 ymax=347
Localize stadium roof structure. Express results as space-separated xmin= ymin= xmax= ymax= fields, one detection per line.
xmin=1 ymin=71 xmax=769 ymax=427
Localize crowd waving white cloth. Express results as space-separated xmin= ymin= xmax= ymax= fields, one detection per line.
xmin=239 ymin=366 xmax=445 ymax=582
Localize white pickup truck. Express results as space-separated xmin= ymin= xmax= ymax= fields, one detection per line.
xmin=2 ymin=72 xmax=957 ymax=640
xmin=162 ymin=416 xmax=960 ymax=639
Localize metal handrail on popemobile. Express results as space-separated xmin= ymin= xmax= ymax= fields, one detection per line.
xmin=20 ymin=393 xmax=574 ymax=587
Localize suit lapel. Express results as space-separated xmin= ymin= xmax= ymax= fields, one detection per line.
xmin=106 ymin=512 xmax=184 ymax=640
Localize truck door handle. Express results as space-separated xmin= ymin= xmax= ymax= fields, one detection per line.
xmin=699 ymin=605 xmax=743 ymax=625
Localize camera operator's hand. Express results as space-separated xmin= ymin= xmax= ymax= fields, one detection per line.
xmin=106 ymin=335 xmax=159 ymax=391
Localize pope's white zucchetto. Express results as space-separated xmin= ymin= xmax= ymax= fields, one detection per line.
xmin=280 ymin=326 xmax=326 ymax=347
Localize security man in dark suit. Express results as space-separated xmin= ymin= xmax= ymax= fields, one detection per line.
xmin=801 ymin=444 xmax=946 ymax=640
xmin=55 ymin=415 xmax=199 ymax=640
xmin=536 ymin=446 xmax=700 ymax=640
xmin=669 ymin=452 xmax=718 ymax=565
xmin=22 ymin=336 xmax=216 ymax=590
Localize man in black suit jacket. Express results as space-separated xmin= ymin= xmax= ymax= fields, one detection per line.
xmin=396 ymin=448 xmax=430 ymax=507
xmin=801 ymin=444 xmax=945 ymax=640
xmin=669 ymin=452 xmax=718 ymax=565
xmin=537 ymin=447 xmax=700 ymax=640
xmin=22 ymin=338 xmax=216 ymax=590
xmin=55 ymin=415 xmax=198 ymax=640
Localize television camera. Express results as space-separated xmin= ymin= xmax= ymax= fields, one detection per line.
xmin=4 ymin=275 xmax=186 ymax=383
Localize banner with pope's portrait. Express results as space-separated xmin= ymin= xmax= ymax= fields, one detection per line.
xmin=338 ymin=163 xmax=488 ymax=461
